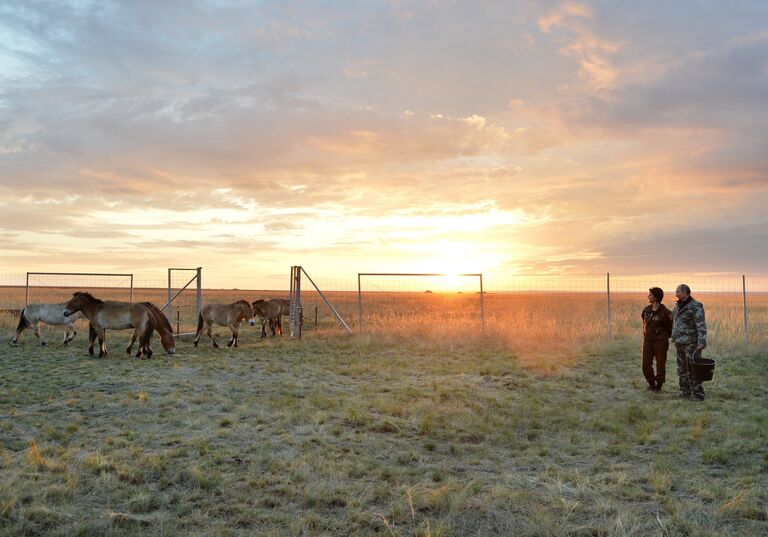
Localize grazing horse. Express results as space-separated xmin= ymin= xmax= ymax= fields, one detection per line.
xmin=63 ymin=292 xmax=155 ymax=359
xmin=11 ymin=303 xmax=84 ymax=346
xmin=251 ymin=298 xmax=286 ymax=338
xmin=193 ymin=300 xmax=255 ymax=348
xmin=87 ymin=302 xmax=175 ymax=356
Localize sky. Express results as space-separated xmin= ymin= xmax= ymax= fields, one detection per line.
xmin=1 ymin=0 xmax=767 ymax=289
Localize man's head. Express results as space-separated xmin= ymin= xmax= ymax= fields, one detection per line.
xmin=675 ymin=284 xmax=691 ymax=301
xmin=648 ymin=287 xmax=664 ymax=303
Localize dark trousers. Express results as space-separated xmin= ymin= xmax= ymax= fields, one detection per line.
xmin=642 ymin=339 xmax=668 ymax=385
xmin=675 ymin=342 xmax=704 ymax=397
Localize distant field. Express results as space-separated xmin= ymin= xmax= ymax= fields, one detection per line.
xmin=2 ymin=287 xmax=766 ymax=349
xmin=1 ymin=331 xmax=766 ymax=536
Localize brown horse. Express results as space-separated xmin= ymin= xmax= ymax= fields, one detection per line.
xmin=63 ymin=292 xmax=155 ymax=359
xmin=252 ymin=298 xmax=297 ymax=337
xmin=87 ymin=302 xmax=175 ymax=355
xmin=252 ymin=299 xmax=283 ymax=338
xmin=193 ymin=300 xmax=255 ymax=348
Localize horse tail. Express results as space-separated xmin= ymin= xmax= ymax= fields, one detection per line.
xmin=196 ymin=310 xmax=204 ymax=335
xmin=15 ymin=308 xmax=30 ymax=332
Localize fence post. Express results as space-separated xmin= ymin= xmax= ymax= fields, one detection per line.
xmin=743 ymin=275 xmax=749 ymax=345
xmin=480 ymin=273 xmax=485 ymax=337
xmin=25 ymin=272 xmax=29 ymax=306
xmin=607 ymin=272 xmax=612 ymax=338
xmin=357 ymin=273 xmax=363 ymax=335
xmin=289 ymin=266 xmax=295 ymax=337
xmin=196 ymin=267 xmax=202 ymax=321
xmin=167 ymin=269 xmax=173 ymax=323
xmin=129 ymin=274 xmax=134 ymax=303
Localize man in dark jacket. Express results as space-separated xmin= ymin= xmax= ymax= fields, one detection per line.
xmin=671 ymin=284 xmax=708 ymax=400
xmin=642 ymin=287 xmax=673 ymax=391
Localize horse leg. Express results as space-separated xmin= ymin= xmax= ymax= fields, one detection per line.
xmin=207 ymin=324 xmax=218 ymax=348
xmin=64 ymin=322 xmax=77 ymax=344
xmin=88 ymin=324 xmax=97 ymax=355
xmin=127 ymin=330 xmax=138 ymax=355
xmin=12 ymin=309 xmax=30 ymax=345
xmin=227 ymin=324 xmax=237 ymax=348
xmin=277 ymin=316 xmax=283 ymax=336
xmin=98 ymin=329 xmax=108 ymax=358
xmin=260 ymin=319 xmax=267 ymax=338
xmin=32 ymin=322 xmax=47 ymax=346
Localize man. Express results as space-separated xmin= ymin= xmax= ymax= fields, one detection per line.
xmin=671 ymin=284 xmax=707 ymax=400
xmin=641 ymin=287 xmax=673 ymax=391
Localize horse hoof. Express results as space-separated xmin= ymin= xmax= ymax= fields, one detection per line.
xmin=193 ymin=341 xmax=198 ymax=347
xmin=213 ymin=343 xmax=219 ymax=348
xmin=41 ymin=341 xmax=47 ymax=346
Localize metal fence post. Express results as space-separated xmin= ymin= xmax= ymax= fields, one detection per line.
xmin=480 ymin=273 xmax=485 ymax=337
xmin=196 ymin=267 xmax=202 ymax=321
xmin=295 ymin=266 xmax=302 ymax=339
xmin=743 ymin=274 xmax=749 ymax=345
xmin=357 ymin=273 xmax=363 ymax=335
xmin=25 ymin=272 xmax=29 ymax=306
xmin=129 ymin=274 xmax=134 ymax=303
xmin=167 ymin=269 xmax=173 ymax=323
xmin=607 ymin=272 xmax=612 ymax=338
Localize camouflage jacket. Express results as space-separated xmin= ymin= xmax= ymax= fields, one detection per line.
xmin=671 ymin=297 xmax=707 ymax=346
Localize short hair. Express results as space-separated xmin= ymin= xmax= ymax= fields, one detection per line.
xmin=649 ymin=287 xmax=664 ymax=302
xmin=677 ymin=283 xmax=691 ymax=295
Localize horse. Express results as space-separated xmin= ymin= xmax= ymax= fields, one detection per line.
xmin=11 ymin=303 xmax=84 ymax=346
xmin=87 ymin=302 xmax=175 ymax=356
xmin=251 ymin=298 xmax=287 ymax=338
xmin=63 ymin=292 xmax=155 ymax=359
xmin=193 ymin=300 xmax=255 ymax=348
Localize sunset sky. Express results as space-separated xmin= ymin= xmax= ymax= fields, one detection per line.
xmin=1 ymin=1 xmax=767 ymax=289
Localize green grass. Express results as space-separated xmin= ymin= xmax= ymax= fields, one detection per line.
xmin=0 ymin=329 xmax=766 ymax=536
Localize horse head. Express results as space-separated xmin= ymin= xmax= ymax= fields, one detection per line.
xmin=63 ymin=292 xmax=101 ymax=317
xmin=237 ymin=300 xmax=256 ymax=326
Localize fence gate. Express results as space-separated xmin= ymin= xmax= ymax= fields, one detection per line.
xmin=163 ymin=267 xmax=202 ymax=336
xmin=289 ymin=266 xmax=352 ymax=339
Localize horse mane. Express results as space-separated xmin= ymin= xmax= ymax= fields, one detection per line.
xmin=73 ymin=291 xmax=103 ymax=303
xmin=141 ymin=302 xmax=173 ymax=333
xmin=235 ymin=299 xmax=251 ymax=308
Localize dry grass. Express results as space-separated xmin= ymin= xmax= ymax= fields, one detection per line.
xmin=0 ymin=318 xmax=767 ymax=536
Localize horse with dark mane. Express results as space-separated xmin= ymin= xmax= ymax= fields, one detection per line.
xmin=252 ymin=298 xmax=286 ymax=337
xmin=87 ymin=301 xmax=175 ymax=355
xmin=193 ymin=300 xmax=255 ymax=348
xmin=11 ymin=303 xmax=84 ymax=346
xmin=63 ymin=292 xmax=155 ymax=359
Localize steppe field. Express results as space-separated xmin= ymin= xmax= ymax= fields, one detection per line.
xmin=1 ymin=290 xmax=767 ymax=536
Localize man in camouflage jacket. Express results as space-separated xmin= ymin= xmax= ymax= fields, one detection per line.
xmin=671 ymin=284 xmax=707 ymax=400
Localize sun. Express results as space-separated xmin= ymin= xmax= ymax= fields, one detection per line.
xmin=437 ymin=273 xmax=466 ymax=291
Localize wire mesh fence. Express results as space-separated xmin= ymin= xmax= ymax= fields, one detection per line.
xmin=1 ymin=270 xmax=766 ymax=349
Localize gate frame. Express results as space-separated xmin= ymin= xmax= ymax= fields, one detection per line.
xmin=163 ymin=267 xmax=202 ymax=335
xmin=25 ymin=272 xmax=134 ymax=306
xmin=289 ymin=266 xmax=352 ymax=339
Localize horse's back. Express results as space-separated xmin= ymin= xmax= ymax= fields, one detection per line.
xmin=25 ymin=303 xmax=83 ymax=325
xmin=92 ymin=303 xmax=150 ymax=330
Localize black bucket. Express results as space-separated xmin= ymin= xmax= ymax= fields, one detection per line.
xmin=691 ymin=350 xmax=716 ymax=382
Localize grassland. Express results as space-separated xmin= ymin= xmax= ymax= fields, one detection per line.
xmin=1 ymin=309 xmax=767 ymax=536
